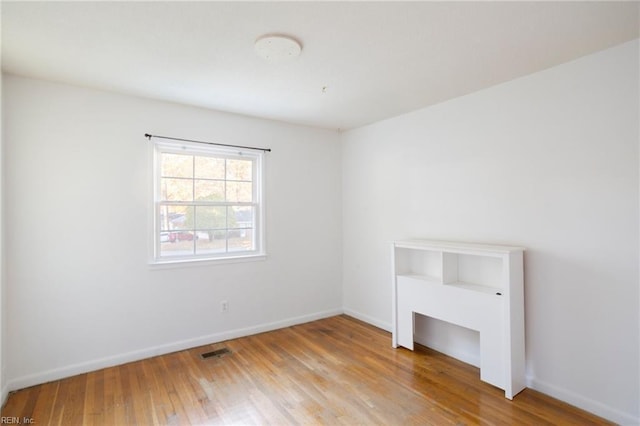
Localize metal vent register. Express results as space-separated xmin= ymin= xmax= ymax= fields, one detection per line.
xmin=200 ymin=347 xmax=231 ymax=359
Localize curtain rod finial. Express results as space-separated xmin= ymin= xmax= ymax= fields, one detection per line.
xmin=145 ymin=133 xmax=152 ymax=140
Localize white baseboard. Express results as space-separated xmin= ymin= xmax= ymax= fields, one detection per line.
xmin=6 ymin=308 xmax=343 ymax=393
xmin=527 ymin=375 xmax=638 ymax=425
xmin=342 ymin=308 xmax=392 ymax=332
xmin=345 ymin=309 xmax=480 ymax=367
xmin=1 ymin=383 xmax=9 ymax=410
xmin=413 ymin=336 xmax=480 ymax=368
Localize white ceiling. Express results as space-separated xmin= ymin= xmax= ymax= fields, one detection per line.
xmin=2 ymin=1 xmax=638 ymax=131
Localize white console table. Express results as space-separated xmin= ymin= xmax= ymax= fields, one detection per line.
xmin=391 ymin=239 xmax=525 ymax=399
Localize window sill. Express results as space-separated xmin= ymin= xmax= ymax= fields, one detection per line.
xmin=149 ymin=253 xmax=267 ymax=269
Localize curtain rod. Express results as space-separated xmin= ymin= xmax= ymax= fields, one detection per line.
xmin=145 ymin=133 xmax=271 ymax=153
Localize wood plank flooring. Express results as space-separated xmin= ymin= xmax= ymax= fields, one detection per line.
xmin=2 ymin=315 xmax=611 ymax=425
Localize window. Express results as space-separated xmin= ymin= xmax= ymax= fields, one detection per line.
xmin=152 ymin=140 xmax=264 ymax=263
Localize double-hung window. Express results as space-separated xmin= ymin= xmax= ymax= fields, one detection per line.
xmin=152 ymin=140 xmax=264 ymax=263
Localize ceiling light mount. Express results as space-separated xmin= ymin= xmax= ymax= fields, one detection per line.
xmin=255 ymin=34 xmax=302 ymax=63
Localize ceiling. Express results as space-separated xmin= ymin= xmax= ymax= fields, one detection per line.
xmin=2 ymin=1 xmax=638 ymax=131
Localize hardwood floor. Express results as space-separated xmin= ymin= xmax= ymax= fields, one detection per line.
xmin=2 ymin=315 xmax=611 ymax=425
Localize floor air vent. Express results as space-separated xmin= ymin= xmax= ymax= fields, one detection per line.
xmin=200 ymin=347 xmax=231 ymax=359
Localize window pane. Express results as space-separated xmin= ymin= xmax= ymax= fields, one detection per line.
xmin=226 ymin=159 xmax=252 ymax=181
xmin=195 ymin=206 xmax=226 ymax=230
xmin=160 ymin=236 xmax=196 ymax=257
xmin=161 ymin=178 xmax=193 ymax=201
xmin=194 ymin=179 xmax=224 ymax=201
xmin=228 ymin=229 xmax=254 ymax=252
xmin=161 ymin=153 xmax=193 ymax=178
xmin=159 ymin=205 xmax=193 ymax=231
xmin=195 ymin=231 xmax=227 ymax=255
xmin=195 ymin=156 xmax=225 ymax=180
xmin=229 ymin=206 xmax=253 ymax=229
xmin=159 ymin=204 xmax=196 ymax=257
xmin=226 ymin=181 xmax=252 ymax=202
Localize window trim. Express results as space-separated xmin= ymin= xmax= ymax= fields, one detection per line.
xmin=149 ymin=139 xmax=266 ymax=265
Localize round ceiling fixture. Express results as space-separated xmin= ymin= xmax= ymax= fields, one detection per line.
xmin=255 ymin=34 xmax=302 ymax=63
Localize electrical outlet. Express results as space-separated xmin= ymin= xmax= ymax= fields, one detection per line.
xmin=221 ymin=300 xmax=229 ymax=313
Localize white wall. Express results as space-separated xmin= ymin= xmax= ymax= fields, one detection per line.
xmin=2 ymin=74 xmax=343 ymax=390
xmin=342 ymin=40 xmax=639 ymax=424
xmin=0 ymin=71 xmax=5 ymax=406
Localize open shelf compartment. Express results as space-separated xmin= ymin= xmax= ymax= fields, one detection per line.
xmin=394 ymin=247 xmax=442 ymax=282
xmin=443 ymin=252 xmax=504 ymax=292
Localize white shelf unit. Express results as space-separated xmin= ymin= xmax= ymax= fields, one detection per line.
xmin=392 ymin=239 xmax=525 ymax=399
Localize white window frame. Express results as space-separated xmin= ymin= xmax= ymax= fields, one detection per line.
xmin=150 ymin=139 xmax=265 ymax=265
